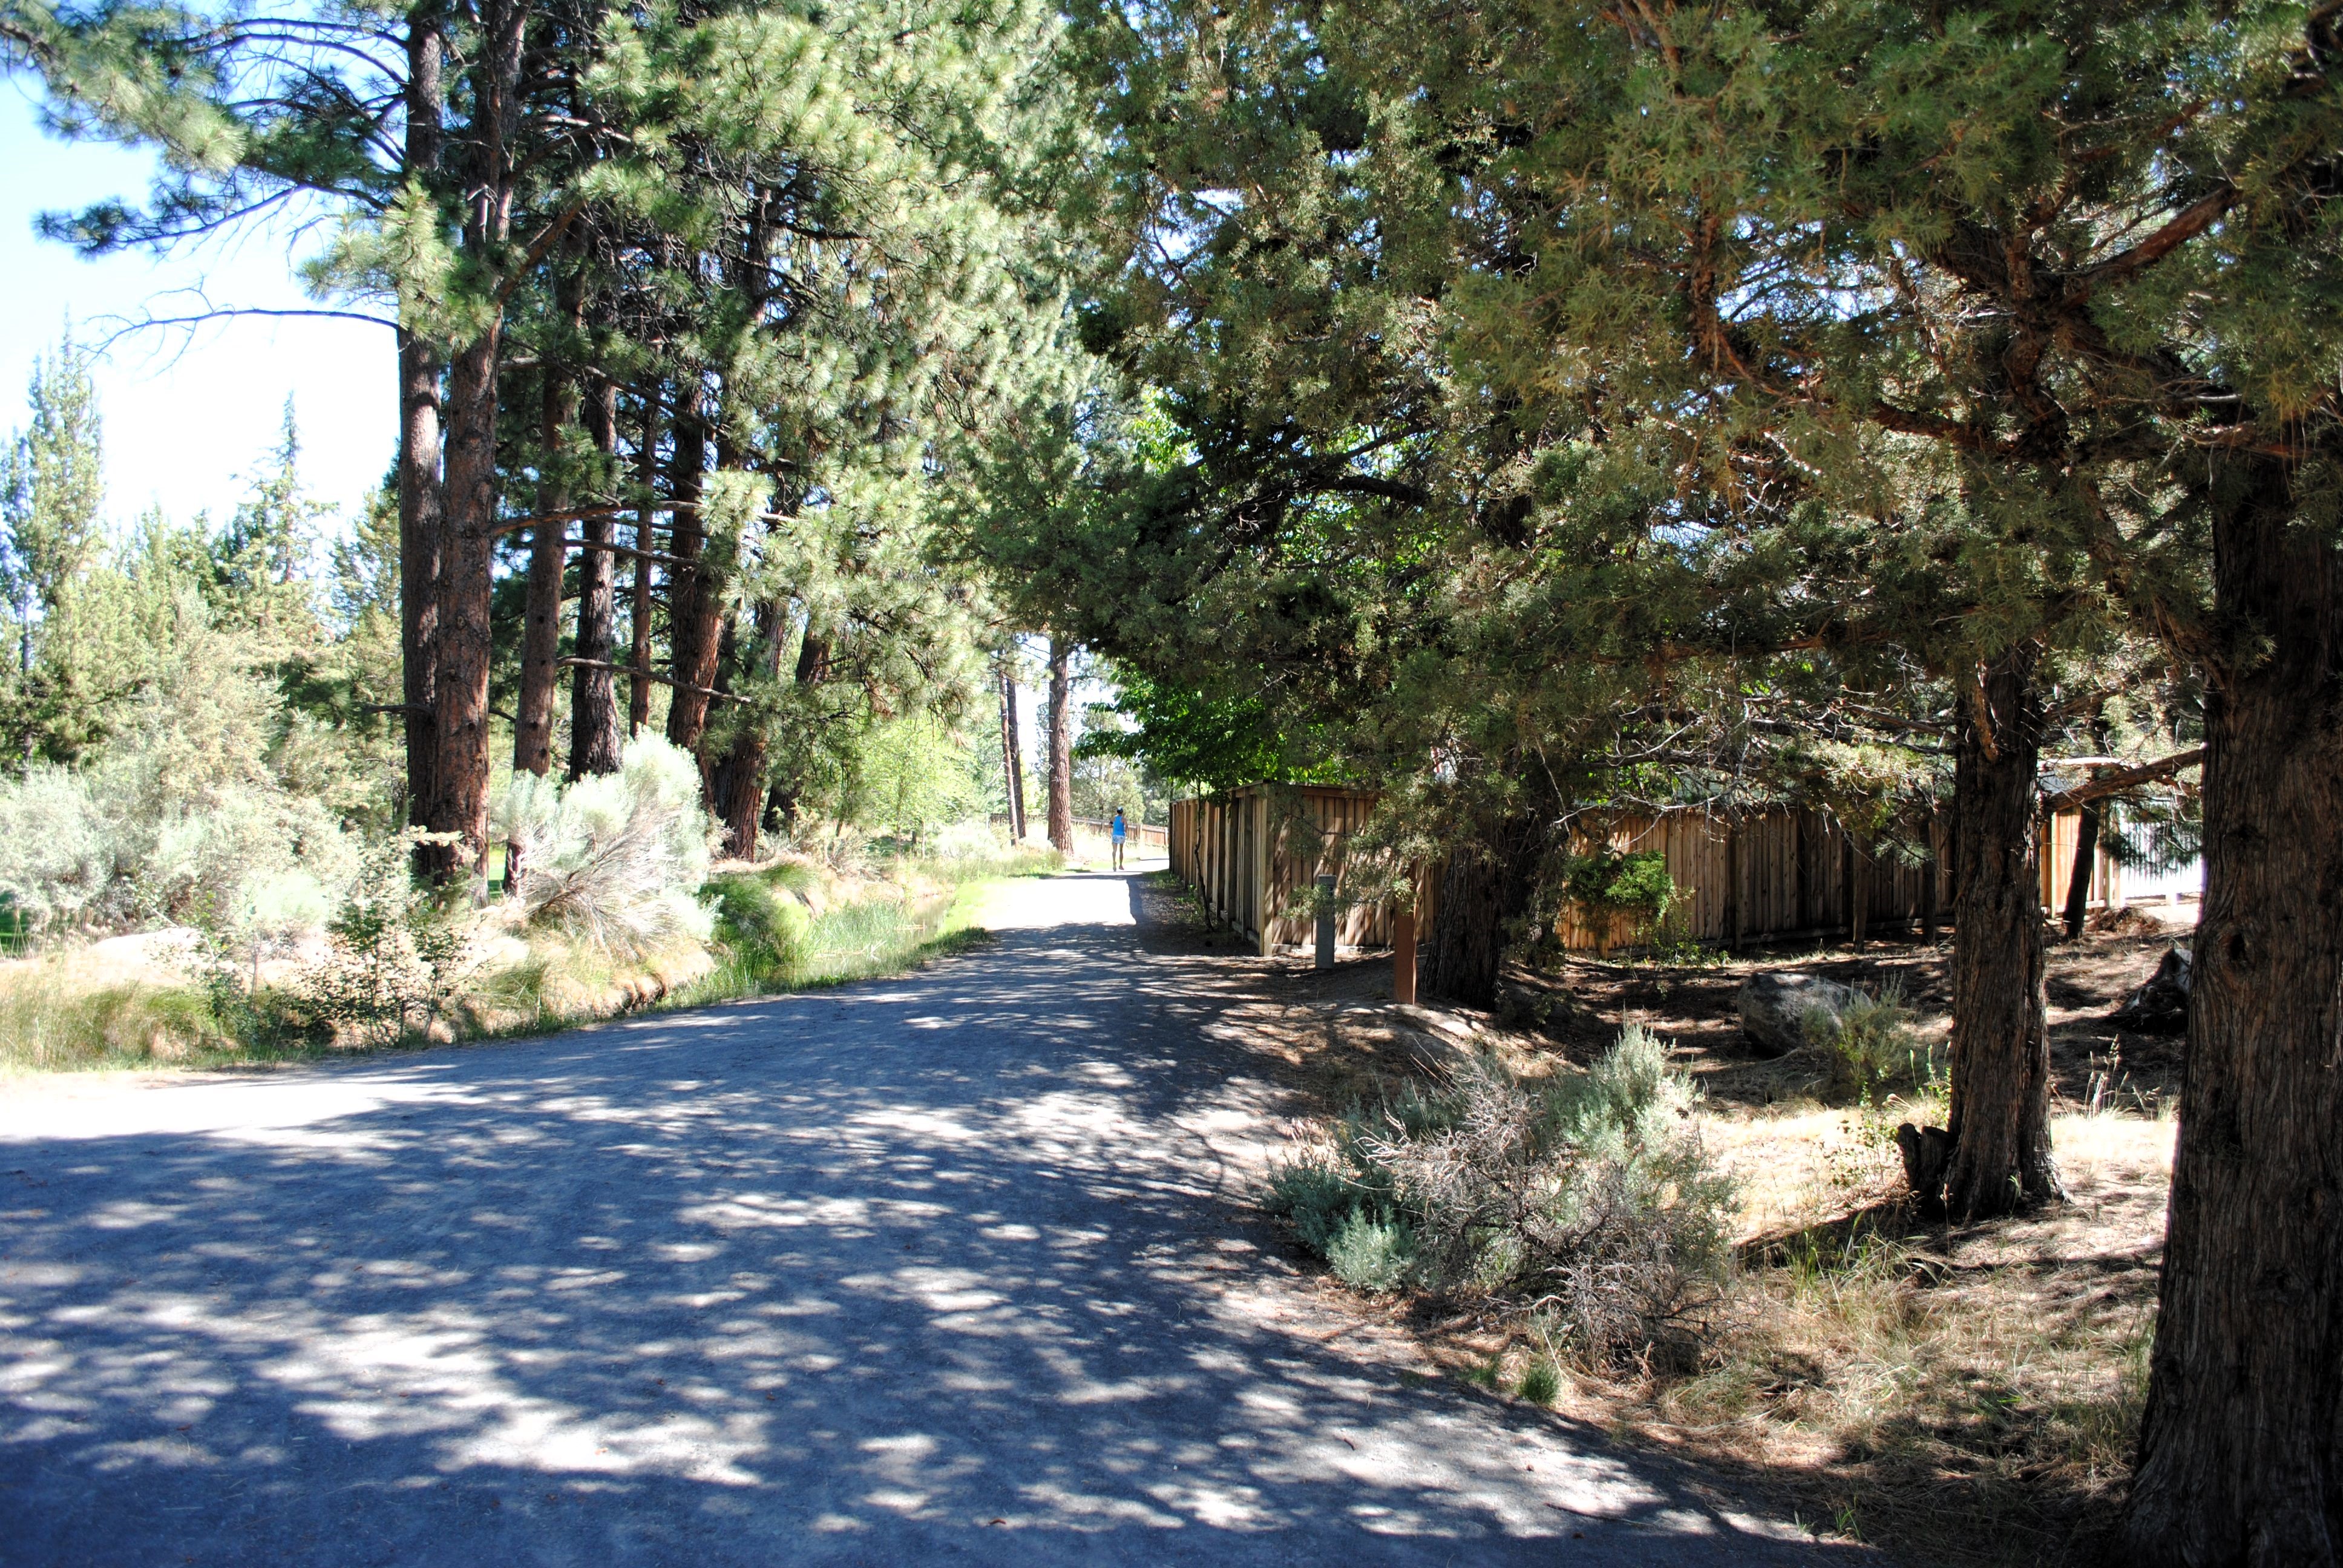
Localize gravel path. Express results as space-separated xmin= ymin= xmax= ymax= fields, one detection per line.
xmin=1 ymin=872 xmax=1852 ymax=1565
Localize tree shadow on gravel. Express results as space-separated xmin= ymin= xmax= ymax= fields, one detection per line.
xmin=1 ymin=893 xmax=1854 ymax=1566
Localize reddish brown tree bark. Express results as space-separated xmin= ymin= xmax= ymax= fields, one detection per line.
xmin=567 ymin=377 xmax=622 ymax=779
xmin=511 ymin=368 xmax=575 ymax=782
xmin=628 ymin=391 xmax=657 ymax=738
xmin=1422 ymin=806 xmax=1544 ymax=1008
xmin=421 ymin=0 xmax=525 ymax=884
xmin=712 ymin=600 xmax=782 ymax=858
xmin=1045 ymin=636 xmax=1073 ymax=852
xmin=664 ymin=385 xmax=720 ymax=753
xmin=998 ymin=652 xmax=1026 ymax=840
xmin=396 ymin=1 xmax=444 ymax=842
xmin=1938 ymin=641 xmax=2063 ymax=1220
xmin=2125 ymin=456 xmax=2343 ymax=1566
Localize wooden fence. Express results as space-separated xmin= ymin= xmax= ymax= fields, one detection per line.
xmin=1170 ymin=786 xmax=2125 ymax=956
xmin=1168 ymin=787 xmax=1395 ymax=955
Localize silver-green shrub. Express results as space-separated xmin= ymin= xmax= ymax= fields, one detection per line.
xmin=1263 ymin=1025 xmax=1735 ymax=1365
xmin=495 ymin=734 xmax=716 ymax=959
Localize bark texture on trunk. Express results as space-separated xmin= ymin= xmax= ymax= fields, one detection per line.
xmin=1421 ymin=809 xmax=1544 ymax=1008
xmin=1003 ymin=660 xmax=1027 ymax=840
xmin=421 ymin=0 xmax=523 ymax=884
xmin=1939 ymin=642 xmax=2063 ymax=1220
xmin=396 ymin=3 xmax=444 ymax=840
xmin=1045 ymin=637 xmax=1073 ymax=853
xmin=712 ymin=601 xmax=782 ymax=859
xmin=427 ymin=329 xmax=503 ymax=881
xmin=2125 ymin=457 xmax=2343 ymax=1567
xmin=664 ymin=389 xmax=721 ymax=753
xmin=396 ymin=332 xmax=442 ymax=831
xmin=628 ymin=391 xmax=658 ymax=738
xmin=2062 ymin=799 xmax=2102 ymax=939
xmin=997 ymin=656 xmax=1026 ymax=840
xmin=568 ymin=377 xmax=622 ymax=779
xmin=2062 ymin=708 xmax=2110 ymax=940
xmin=512 ymin=370 xmax=575 ymax=780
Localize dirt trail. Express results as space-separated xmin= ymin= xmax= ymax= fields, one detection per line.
xmin=0 ymin=872 xmax=1852 ymax=1566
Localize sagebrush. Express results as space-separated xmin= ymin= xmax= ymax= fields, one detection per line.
xmin=1266 ymin=1025 xmax=1735 ymax=1366
xmin=496 ymin=734 xmax=716 ymax=958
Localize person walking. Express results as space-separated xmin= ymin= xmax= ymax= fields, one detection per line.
xmin=1110 ymin=809 xmax=1128 ymax=870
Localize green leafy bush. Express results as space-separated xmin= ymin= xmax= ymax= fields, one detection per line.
xmin=293 ymin=837 xmax=470 ymax=1044
xmin=1263 ymin=1026 xmax=1735 ymax=1365
xmin=1562 ymin=849 xmax=1682 ymax=951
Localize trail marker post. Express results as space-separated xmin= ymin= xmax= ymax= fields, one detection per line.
xmin=1314 ymin=874 xmax=1336 ymax=969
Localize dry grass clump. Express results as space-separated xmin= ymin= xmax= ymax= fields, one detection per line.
xmin=1562 ymin=1109 xmax=2174 ymax=1564
xmin=0 ymin=965 xmax=224 ymax=1071
xmin=498 ymin=736 xmax=715 ymax=959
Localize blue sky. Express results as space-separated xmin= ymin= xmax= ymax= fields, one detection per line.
xmin=1 ymin=85 xmax=395 ymax=532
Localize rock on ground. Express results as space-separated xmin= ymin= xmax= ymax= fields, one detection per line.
xmin=2111 ymin=944 xmax=2192 ymax=1034
xmin=1736 ymin=971 xmax=1857 ymax=1057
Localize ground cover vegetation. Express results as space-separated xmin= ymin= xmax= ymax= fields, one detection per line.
xmin=7 ymin=0 xmax=2343 ymax=1560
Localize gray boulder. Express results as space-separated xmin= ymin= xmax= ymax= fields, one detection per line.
xmin=1738 ymin=970 xmax=1857 ymax=1057
xmin=2112 ymin=945 xmax=2192 ymax=1034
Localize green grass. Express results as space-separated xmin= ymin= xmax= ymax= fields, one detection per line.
xmin=2 ymin=846 xmax=1064 ymax=1076
xmin=0 ymin=971 xmax=334 ymax=1074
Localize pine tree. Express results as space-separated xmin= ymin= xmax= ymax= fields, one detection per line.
xmin=1 ymin=333 xmax=104 ymax=678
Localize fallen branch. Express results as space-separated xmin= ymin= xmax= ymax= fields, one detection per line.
xmin=2042 ymin=746 xmax=2204 ymax=809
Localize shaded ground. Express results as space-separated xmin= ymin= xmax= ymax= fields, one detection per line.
xmin=1182 ymin=887 xmax=2189 ymax=1567
xmin=0 ymin=872 xmax=1849 ymax=1566
xmin=1515 ymin=919 xmax=2192 ymax=1115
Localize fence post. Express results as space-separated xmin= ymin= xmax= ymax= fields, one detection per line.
xmin=1393 ymin=899 xmax=1417 ymax=1005
xmin=1315 ymin=872 xmax=1336 ymax=969
xmin=1725 ymin=822 xmax=1744 ymax=953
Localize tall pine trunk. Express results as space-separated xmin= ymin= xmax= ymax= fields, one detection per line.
xmin=396 ymin=333 xmax=442 ymax=831
xmin=2061 ymin=705 xmax=2109 ymax=939
xmin=567 ymin=377 xmax=621 ymax=778
xmin=628 ymin=391 xmax=657 ymax=737
xmin=998 ymin=653 xmax=1026 ymax=840
xmin=421 ymin=0 xmax=523 ymax=884
xmin=1045 ymin=636 xmax=1073 ymax=852
xmin=396 ymin=2 xmax=444 ymax=842
xmin=2125 ymin=457 xmax=2343 ymax=1566
xmin=1939 ymin=641 xmax=2063 ymax=1220
xmin=428 ymin=328 xmax=502 ymax=882
xmin=512 ymin=368 xmax=575 ymax=782
xmin=2061 ymin=799 xmax=2101 ymax=939
xmin=713 ymin=600 xmax=781 ymax=859
xmin=664 ymin=387 xmax=719 ymax=753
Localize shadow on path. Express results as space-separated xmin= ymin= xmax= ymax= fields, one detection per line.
xmin=1 ymin=874 xmax=1853 ymax=1565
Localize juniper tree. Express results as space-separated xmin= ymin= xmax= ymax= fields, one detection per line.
xmin=1078 ymin=0 xmax=2343 ymax=1551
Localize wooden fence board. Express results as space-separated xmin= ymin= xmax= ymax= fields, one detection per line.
xmin=1170 ymin=786 xmax=2123 ymax=955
